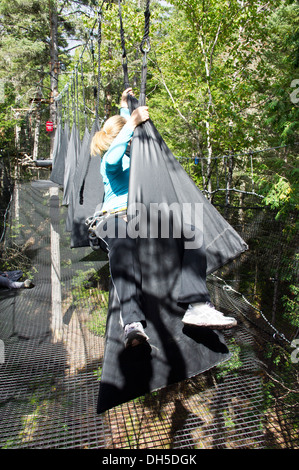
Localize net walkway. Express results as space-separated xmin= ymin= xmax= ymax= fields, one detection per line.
xmin=0 ymin=179 xmax=297 ymax=449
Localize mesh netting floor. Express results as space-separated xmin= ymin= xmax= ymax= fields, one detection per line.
xmin=0 ymin=180 xmax=297 ymax=449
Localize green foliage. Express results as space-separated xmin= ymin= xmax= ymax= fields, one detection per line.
xmin=0 ymin=83 xmax=19 ymax=153
xmin=253 ymin=148 xmax=299 ymax=225
xmin=280 ymin=252 xmax=299 ymax=328
xmin=0 ymin=240 xmax=36 ymax=280
xmin=262 ymin=342 xmax=298 ymax=416
xmin=258 ymin=2 xmax=299 ymax=145
xmin=2 ymin=0 xmax=298 ymax=169
xmin=87 ymin=302 xmax=108 ymax=337
xmin=150 ymin=0 xmax=280 ymax=158
xmin=282 ymin=283 xmax=299 ymax=327
xmin=215 ymin=339 xmax=242 ymax=379
xmin=0 ymin=0 xmax=49 ymax=89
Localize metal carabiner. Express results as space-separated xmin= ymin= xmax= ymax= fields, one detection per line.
xmin=140 ymin=37 xmax=151 ymax=54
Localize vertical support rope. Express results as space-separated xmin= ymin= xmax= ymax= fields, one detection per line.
xmin=71 ymin=72 xmax=76 ymax=128
xmin=96 ymin=6 xmax=102 ymax=120
xmin=139 ymin=0 xmax=151 ymax=106
xmin=118 ymin=0 xmax=130 ymax=89
xmin=66 ymin=84 xmax=70 ymax=129
xmin=250 ymin=152 xmax=254 ymax=193
xmin=80 ymin=59 xmax=88 ymax=129
xmin=140 ymin=0 xmax=151 ymax=54
xmin=75 ymin=65 xmax=80 ymax=140
xmin=224 ymin=156 xmax=229 ymax=206
xmin=118 ymin=0 xmax=151 ymax=103
xmin=216 ymin=154 xmax=219 ymax=191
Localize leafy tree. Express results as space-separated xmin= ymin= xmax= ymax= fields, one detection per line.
xmin=0 ymin=83 xmax=18 ymax=154
xmin=0 ymin=0 xmax=98 ymax=157
xmin=147 ymin=0 xmax=282 ymax=195
xmin=251 ymin=1 xmax=299 ymax=224
xmin=0 ymin=0 xmax=49 ymax=92
xmin=257 ymin=1 xmax=299 ymax=145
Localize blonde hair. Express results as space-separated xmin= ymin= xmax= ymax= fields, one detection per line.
xmin=90 ymin=115 xmax=127 ymax=156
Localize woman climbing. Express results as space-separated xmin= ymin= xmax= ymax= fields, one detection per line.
xmin=89 ymin=89 xmax=237 ymax=349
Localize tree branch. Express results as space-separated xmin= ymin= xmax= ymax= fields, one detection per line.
xmin=151 ymin=54 xmax=202 ymax=149
xmin=64 ymin=43 xmax=83 ymax=53
xmin=209 ymin=21 xmax=222 ymax=75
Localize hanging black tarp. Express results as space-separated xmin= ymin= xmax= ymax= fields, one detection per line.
xmin=50 ymin=123 xmax=70 ymax=186
xmin=96 ymin=96 xmax=248 ymax=414
xmin=62 ymin=124 xmax=81 ymax=206
xmin=65 ymin=126 xmax=90 ymax=232
xmin=52 ymin=121 xmax=61 ymax=164
xmin=128 ymin=102 xmax=248 ymax=275
xmin=70 ymin=120 xmax=104 ymax=248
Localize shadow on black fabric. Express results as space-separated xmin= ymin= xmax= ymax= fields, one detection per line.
xmin=97 ymin=258 xmax=231 ymax=413
xmin=183 ymin=325 xmax=229 ymax=354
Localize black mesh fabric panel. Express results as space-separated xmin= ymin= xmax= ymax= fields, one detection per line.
xmin=97 ymin=96 xmax=247 ymax=413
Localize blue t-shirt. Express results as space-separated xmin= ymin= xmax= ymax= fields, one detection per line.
xmin=100 ymin=108 xmax=133 ymax=212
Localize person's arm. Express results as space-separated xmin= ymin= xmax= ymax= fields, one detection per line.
xmin=103 ymin=88 xmax=149 ymax=171
xmin=104 ymin=123 xmax=134 ymax=171
xmin=120 ymin=87 xmax=149 ymax=128
xmin=103 ymin=89 xmax=132 ymax=171
xmin=120 ymin=87 xmax=134 ymax=109
xmin=120 ymin=107 xmax=131 ymax=120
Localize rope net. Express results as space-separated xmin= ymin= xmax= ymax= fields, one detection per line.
xmin=0 ymin=174 xmax=297 ymax=449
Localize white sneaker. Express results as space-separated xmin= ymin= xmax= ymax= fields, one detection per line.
xmin=124 ymin=322 xmax=149 ymax=348
xmin=182 ymin=303 xmax=237 ymax=330
xmin=24 ymin=279 xmax=35 ymax=289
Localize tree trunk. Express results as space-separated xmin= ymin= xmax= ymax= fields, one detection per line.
xmin=238 ymin=180 xmax=246 ymax=229
xmin=14 ymin=112 xmax=21 ymax=152
xmin=198 ymin=21 xmax=218 ymax=200
xmin=33 ymin=94 xmax=42 ymax=161
xmin=49 ymin=0 xmax=59 ymax=159
xmin=271 ymin=244 xmax=283 ymax=326
xmin=202 ymin=51 xmax=213 ymax=198
xmin=227 ymin=151 xmax=234 ymax=205
xmin=205 ymin=118 xmax=213 ymax=198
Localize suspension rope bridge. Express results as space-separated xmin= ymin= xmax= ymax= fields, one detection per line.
xmin=0 ymin=0 xmax=298 ymax=450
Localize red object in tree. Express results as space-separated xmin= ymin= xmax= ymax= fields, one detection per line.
xmin=46 ymin=121 xmax=54 ymax=132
